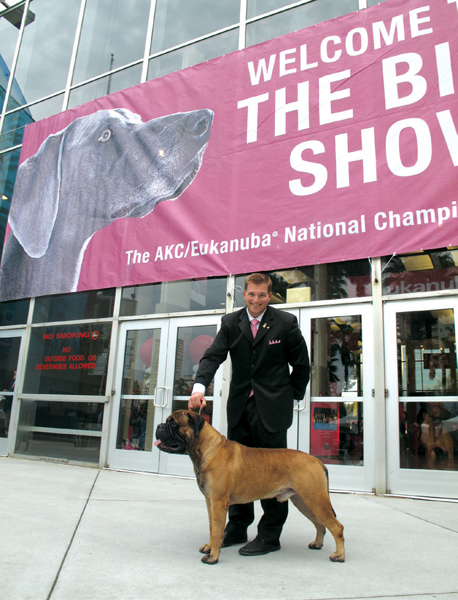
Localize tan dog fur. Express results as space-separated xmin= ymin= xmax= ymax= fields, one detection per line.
xmin=155 ymin=410 xmax=345 ymax=565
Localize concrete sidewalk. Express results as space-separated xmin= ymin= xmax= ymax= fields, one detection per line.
xmin=0 ymin=456 xmax=457 ymax=600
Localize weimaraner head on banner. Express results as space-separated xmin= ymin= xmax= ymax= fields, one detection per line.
xmin=0 ymin=107 xmax=213 ymax=301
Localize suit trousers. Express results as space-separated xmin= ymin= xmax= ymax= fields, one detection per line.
xmin=226 ymin=396 xmax=288 ymax=544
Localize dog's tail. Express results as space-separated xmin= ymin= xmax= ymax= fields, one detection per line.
xmin=322 ymin=463 xmax=337 ymax=517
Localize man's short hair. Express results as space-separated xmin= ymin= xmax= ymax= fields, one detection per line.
xmin=244 ymin=273 xmax=272 ymax=293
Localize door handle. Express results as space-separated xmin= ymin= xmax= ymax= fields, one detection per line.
xmin=153 ymin=386 xmax=168 ymax=408
xmin=294 ymin=399 xmax=306 ymax=411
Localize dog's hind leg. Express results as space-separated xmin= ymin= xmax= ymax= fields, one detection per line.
xmin=290 ymin=494 xmax=326 ymax=550
xmin=292 ymin=492 xmax=345 ymax=562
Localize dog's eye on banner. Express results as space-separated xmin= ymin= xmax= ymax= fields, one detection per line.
xmin=98 ymin=129 xmax=112 ymax=143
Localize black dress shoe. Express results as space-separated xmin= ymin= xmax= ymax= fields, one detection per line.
xmin=222 ymin=530 xmax=248 ymax=548
xmin=238 ymin=536 xmax=281 ymax=556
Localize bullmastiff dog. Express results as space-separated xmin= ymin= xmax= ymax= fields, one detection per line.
xmin=155 ymin=410 xmax=345 ymax=565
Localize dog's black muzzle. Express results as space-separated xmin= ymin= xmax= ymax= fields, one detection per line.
xmin=154 ymin=422 xmax=187 ymax=454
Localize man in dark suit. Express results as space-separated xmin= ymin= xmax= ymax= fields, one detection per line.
xmin=188 ymin=273 xmax=310 ymax=556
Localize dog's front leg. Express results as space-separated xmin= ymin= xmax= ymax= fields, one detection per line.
xmin=199 ymin=496 xmax=213 ymax=556
xmin=201 ymin=499 xmax=228 ymax=565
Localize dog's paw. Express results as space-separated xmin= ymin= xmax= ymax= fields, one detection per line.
xmin=199 ymin=544 xmax=211 ymax=555
xmin=308 ymin=542 xmax=323 ymax=550
xmin=329 ymin=552 xmax=345 ymax=563
xmin=201 ymin=554 xmax=219 ymax=565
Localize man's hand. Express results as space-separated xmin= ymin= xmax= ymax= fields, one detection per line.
xmin=188 ymin=391 xmax=206 ymax=411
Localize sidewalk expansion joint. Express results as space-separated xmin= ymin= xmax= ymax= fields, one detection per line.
xmin=46 ymin=468 xmax=101 ymax=600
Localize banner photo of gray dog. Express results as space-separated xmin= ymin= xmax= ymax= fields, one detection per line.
xmin=0 ymin=106 xmax=213 ymax=302
xmin=2 ymin=0 xmax=458 ymax=302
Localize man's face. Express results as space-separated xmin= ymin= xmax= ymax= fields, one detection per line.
xmin=243 ymin=283 xmax=272 ymax=318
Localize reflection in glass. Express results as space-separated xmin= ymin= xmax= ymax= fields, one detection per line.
xmin=397 ymin=310 xmax=457 ymax=396
xmin=247 ymin=0 xmax=296 ymax=19
xmin=151 ymin=0 xmax=239 ymax=53
xmin=121 ymin=329 xmax=161 ymax=396
xmin=0 ymin=106 xmax=33 ymax=151
xmin=235 ymin=261 xmax=371 ymax=306
xmin=172 ymin=325 xmax=217 ymax=424
xmin=399 ymin=401 xmax=458 ymax=471
xmin=0 ymin=148 xmax=21 ymax=258
xmin=310 ymin=401 xmax=363 ymax=465
xmin=15 ymin=399 xmax=103 ymax=464
xmin=120 ymin=278 xmax=226 ymax=316
xmin=0 ymin=12 xmax=20 ymax=112
xmin=6 ymin=0 xmax=80 ymax=109
xmin=0 ymin=336 xmax=20 ymax=437
xmin=68 ymin=65 xmax=142 ymax=110
xmin=148 ymin=31 xmax=238 ymax=81
xmin=246 ymin=0 xmax=359 ymax=47
xmin=117 ymin=329 xmax=162 ymax=451
xmin=33 ymin=289 xmax=115 ymax=323
xmin=311 ymin=316 xmax=362 ymax=398
xmin=116 ymin=398 xmax=155 ymax=451
xmin=72 ymin=0 xmax=150 ymax=86
xmin=1 ymin=95 xmax=65 ymax=152
xmin=382 ymin=249 xmax=458 ymax=296
xmin=0 ymin=297 xmax=29 ymax=326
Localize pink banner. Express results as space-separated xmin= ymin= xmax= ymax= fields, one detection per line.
xmin=1 ymin=0 xmax=458 ymax=301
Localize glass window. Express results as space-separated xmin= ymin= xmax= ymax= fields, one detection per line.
xmin=15 ymin=399 xmax=103 ymax=464
xmin=0 ymin=336 xmax=20 ymax=438
xmin=396 ymin=303 xmax=458 ymax=471
xmin=72 ymin=0 xmax=150 ymax=86
xmin=0 ymin=106 xmax=34 ymax=150
xmin=399 ymin=401 xmax=457 ymax=471
xmin=1 ymin=97 xmax=64 ymax=152
xmin=151 ymin=0 xmax=239 ymax=53
xmin=382 ymin=249 xmax=458 ymax=296
xmin=171 ymin=324 xmax=217 ymax=425
xmin=120 ymin=278 xmax=226 ymax=316
xmin=247 ymin=0 xmax=297 ymax=19
xmin=6 ymin=0 xmax=80 ymax=110
xmin=148 ymin=30 xmax=238 ymax=81
xmin=0 ymin=148 xmax=20 ymax=257
xmin=235 ymin=261 xmax=371 ymax=305
xmin=116 ymin=328 xmax=161 ymax=451
xmin=32 ymin=289 xmax=115 ymax=323
xmin=23 ymin=323 xmax=112 ymax=395
xmin=246 ymin=0 xmax=359 ymax=47
xmin=311 ymin=315 xmax=363 ymax=398
xmin=0 ymin=298 xmax=29 ymax=326
xmin=0 ymin=6 xmax=21 ymax=112
xmin=68 ymin=65 xmax=142 ymax=110
xmin=396 ymin=309 xmax=457 ymax=397
xmin=308 ymin=292 xmax=365 ymax=467
xmin=310 ymin=400 xmax=363 ymax=466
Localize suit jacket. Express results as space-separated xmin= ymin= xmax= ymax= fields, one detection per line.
xmin=194 ymin=305 xmax=310 ymax=433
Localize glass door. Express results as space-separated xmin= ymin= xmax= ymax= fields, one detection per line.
xmin=107 ymin=315 xmax=222 ymax=476
xmin=297 ymin=304 xmax=375 ymax=492
xmin=385 ymin=299 xmax=458 ymax=499
xmin=0 ymin=330 xmax=25 ymax=456
xmin=159 ymin=316 xmax=223 ymax=477
xmin=108 ymin=319 xmax=169 ymax=473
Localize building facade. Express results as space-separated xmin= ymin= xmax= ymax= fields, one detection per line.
xmin=1 ymin=0 xmax=457 ymax=500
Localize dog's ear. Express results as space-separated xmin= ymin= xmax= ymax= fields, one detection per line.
xmin=187 ymin=411 xmax=206 ymax=435
xmin=9 ymin=130 xmax=65 ymax=258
